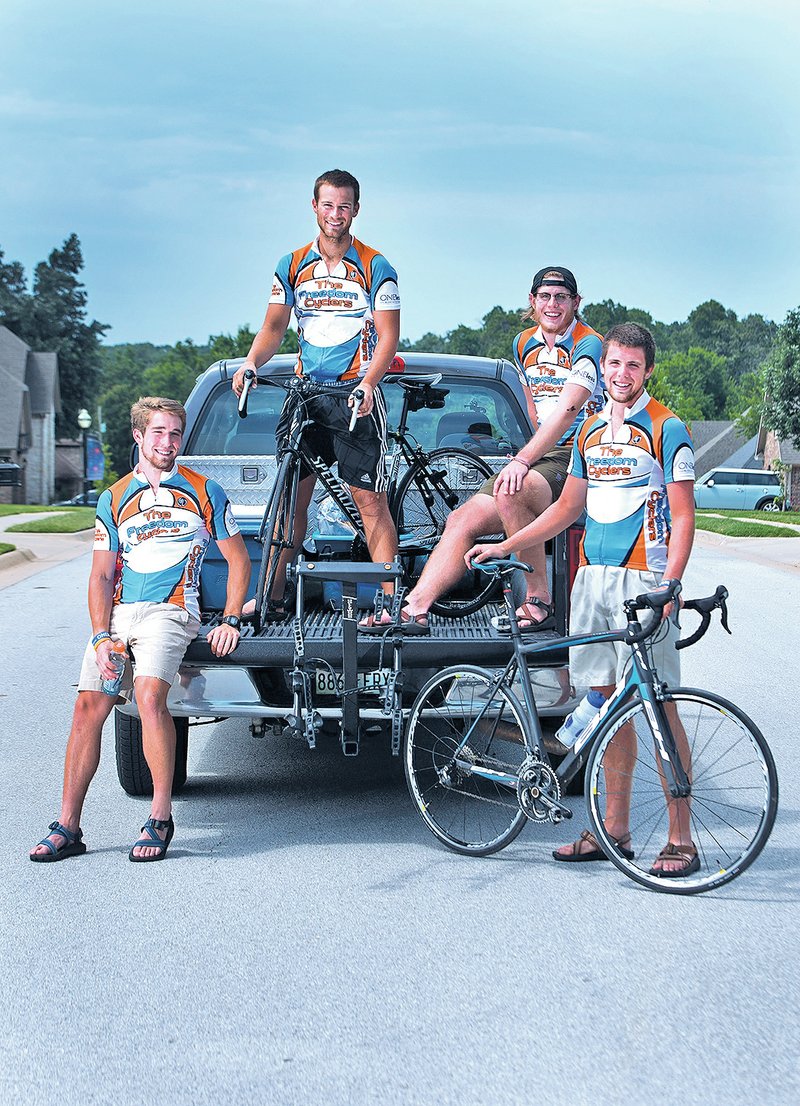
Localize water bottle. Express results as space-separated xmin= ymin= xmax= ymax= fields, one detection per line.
xmin=555 ymin=689 xmax=606 ymax=748
xmin=101 ymin=640 xmax=128 ymax=696
xmin=316 ymin=494 xmax=356 ymax=537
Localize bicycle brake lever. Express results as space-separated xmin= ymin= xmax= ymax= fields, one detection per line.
xmin=719 ymin=596 xmax=732 ymax=635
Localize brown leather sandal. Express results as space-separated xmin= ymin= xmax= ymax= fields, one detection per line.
xmin=649 ymin=842 xmax=700 ymax=878
xmin=553 ymin=828 xmax=634 ymax=863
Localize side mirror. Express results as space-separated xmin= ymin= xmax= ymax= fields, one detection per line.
xmin=706 ymin=479 xmax=715 ymax=488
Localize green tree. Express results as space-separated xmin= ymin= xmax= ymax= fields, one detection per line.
xmin=763 ymin=307 xmax=800 ymax=448
xmin=650 ymin=347 xmax=728 ymax=421
xmin=582 ymin=299 xmax=655 ymax=335
xmin=0 ymin=248 xmax=29 ymax=333
xmin=23 ymin=235 xmax=108 ymax=433
xmin=101 ymin=382 xmax=139 ymax=476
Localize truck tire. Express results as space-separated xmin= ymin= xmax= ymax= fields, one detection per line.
xmin=115 ymin=711 xmax=189 ymax=796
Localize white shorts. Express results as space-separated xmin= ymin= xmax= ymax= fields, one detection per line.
xmin=78 ymin=602 xmax=201 ymax=701
xmin=568 ymin=565 xmax=681 ymax=688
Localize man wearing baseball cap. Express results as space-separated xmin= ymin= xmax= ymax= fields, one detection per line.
xmin=375 ymin=267 xmax=603 ymax=635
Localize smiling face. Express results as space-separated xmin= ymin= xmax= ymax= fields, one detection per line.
xmin=133 ymin=412 xmax=184 ymax=472
xmin=312 ymin=183 xmax=359 ymax=243
xmin=529 ymin=284 xmax=580 ymax=338
xmin=601 ymin=341 xmax=654 ymax=408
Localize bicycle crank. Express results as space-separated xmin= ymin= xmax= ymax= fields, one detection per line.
xmin=517 ymin=757 xmax=571 ymax=824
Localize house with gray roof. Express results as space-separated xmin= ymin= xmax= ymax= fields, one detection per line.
xmin=689 ymin=420 xmax=759 ymax=476
xmin=758 ymin=425 xmax=800 ymax=509
xmin=0 ymin=325 xmax=61 ymax=505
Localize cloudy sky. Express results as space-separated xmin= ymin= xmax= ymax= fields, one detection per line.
xmin=1 ymin=0 xmax=798 ymax=347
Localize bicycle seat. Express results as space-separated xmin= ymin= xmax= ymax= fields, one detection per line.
xmin=393 ymin=374 xmax=444 ymax=390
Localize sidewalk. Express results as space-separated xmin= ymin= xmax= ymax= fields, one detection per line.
xmin=694 ymin=528 xmax=800 ymax=574
xmin=0 ymin=512 xmax=94 ymax=590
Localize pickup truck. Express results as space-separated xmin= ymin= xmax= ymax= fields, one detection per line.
xmin=113 ymin=352 xmax=583 ymax=795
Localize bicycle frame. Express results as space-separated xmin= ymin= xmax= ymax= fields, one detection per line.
xmin=447 ymin=572 xmax=690 ymax=802
xmin=253 ymin=373 xmax=492 ymax=619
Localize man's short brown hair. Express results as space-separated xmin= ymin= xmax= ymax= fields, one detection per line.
xmin=601 ymin=323 xmax=657 ymax=370
xmin=130 ymin=397 xmax=187 ymax=435
xmin=313 ymin=169 xmax=360 ymax=206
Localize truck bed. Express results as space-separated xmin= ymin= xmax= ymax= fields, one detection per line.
xmin=184 ymin=602 xmax=568 ymax=670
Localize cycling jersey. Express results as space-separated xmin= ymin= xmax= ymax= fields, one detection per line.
xmin=94 ymin=465 xmax=240 ymax=621
xmin=512 ymin=318 xmax=604 ymax=446
xmin=570 ymin=391 xmax=695 ymax=572
xmin=269 ymin=236 xmax=400 ymax=383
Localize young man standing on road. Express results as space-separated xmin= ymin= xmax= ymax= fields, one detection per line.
xmin=468 ymin=323 xmax=699 ymax=877
xmin=386 ymin=266 xmax=604 ymax=636
xmin=231 ymin=169 xmax=401 ymax=621
xmin=30 ymin=398 xmax=250 ymax=863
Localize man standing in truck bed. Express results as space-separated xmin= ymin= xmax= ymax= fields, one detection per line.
xmin=232 ymin=169 xmax=401 ymax=620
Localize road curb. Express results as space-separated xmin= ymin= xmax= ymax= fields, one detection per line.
xmin=0 ymin=548 xmax=37 ymax=569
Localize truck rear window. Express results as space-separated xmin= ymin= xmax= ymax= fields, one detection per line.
xmin=184 ymin=376 xmax=530 ymax=457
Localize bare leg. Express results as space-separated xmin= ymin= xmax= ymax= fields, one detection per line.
xmin=30 ymin=691 xmax=118 ymax=856
xmin=403 ymin=493 xmax=502 ymax=616
xmin=651 ymin=701 xmax=694 ymax=873
xmin=350 ymin=486 xmax=398 ymax=599
xmin=554 ymin=696 xmax=694 ymax=868
xmin=494 ymin=470 xmax=554 ymax=621
xmin=130 ymin=676 xmax=176 ymax=860
xmin=553 ymin=683 xmax=625 ymax=859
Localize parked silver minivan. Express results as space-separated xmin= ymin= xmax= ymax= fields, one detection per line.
xmin=694 ymin=467 xmax=783 ymax=511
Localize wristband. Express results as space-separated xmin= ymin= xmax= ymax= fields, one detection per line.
xmin=506 ymin=455 xmax=531 ymax=471
xmin=92 ymin=631 xmax=111 ymax=650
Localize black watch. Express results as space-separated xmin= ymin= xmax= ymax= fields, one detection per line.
xmin=221 ymin=615 xmax=241 ymax=630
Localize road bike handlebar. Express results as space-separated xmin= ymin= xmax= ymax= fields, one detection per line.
xmin=348 ymin=388 xmax=365 ymax=432
xmin=238 ymin=368 xmax=256 ymax=419
xmin=676 ymin=584 xmax=730 ymax=650
xmin=471 ymin=562 xmax=731 ymax=652
xmin=625 ymin=581 xmax=731 ymax=648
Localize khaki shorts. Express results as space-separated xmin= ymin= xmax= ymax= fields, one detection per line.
xmin=479 ymin=445 xmax=572 ymax=503
xmin=78 ymin=602 xmax=201 ymax=701
xmin=568 ymin=565 xmax=681 ymax=688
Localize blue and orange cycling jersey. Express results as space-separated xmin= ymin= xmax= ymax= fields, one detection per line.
xmin=94 ymin=465 xmax=240 ymax=621
xmin=512 ymin=319 xmax=604 ymax=446
xmin=269 ymin=236 xmax=400 ymax=383
xmin=570 ymin=391 xmax=695 ymax=573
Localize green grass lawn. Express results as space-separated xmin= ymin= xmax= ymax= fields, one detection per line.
xmin=4 ymin=507 xmax=95 ymax=533
xmin=696 ymin=511 xmax=800 ymax=538
xmin=0 ymin=542 xmax=15 ymax=555
xmin=0 ymin=504 xmax=72 ymax=517
xmin=698 ymin=508 xmax=800 ymax=524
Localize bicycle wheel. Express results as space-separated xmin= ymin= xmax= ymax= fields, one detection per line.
xmin=585 ymin=688 xmax=778 ymax=894
xmin=255 ymin=451 xmax=298 ymax=615
xmin=405 ymin=664 xmax=530 ymax=856
xmin=391 ymin=447 xmax=498 ymax=617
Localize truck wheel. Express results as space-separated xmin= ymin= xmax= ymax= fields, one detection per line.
xmin=115 ymin=711 xmax=189 ymax=796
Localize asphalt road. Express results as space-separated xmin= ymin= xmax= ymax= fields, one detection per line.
xmin=1 ymin=541 xmax=798 ymax=1105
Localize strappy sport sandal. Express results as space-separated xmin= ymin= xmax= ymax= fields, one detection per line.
xmin=553 ymin=829 xmax=634 ymax=863
xmin=649 ymin=842 xmax=700 ymax=878
xmin=30 ymin=820 xmax=87 ymax=863
xmin=129 ymin=816 xmax=175 ymax=863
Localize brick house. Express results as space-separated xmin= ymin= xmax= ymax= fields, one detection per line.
xmin=758 ymin=426 xmax=800 ymax=509
xmin=0 ymin=326 xmax=61 ymax=505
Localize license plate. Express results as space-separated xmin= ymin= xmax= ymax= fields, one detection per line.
xmin=315 ymin=669 xmax=390 ymax=696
